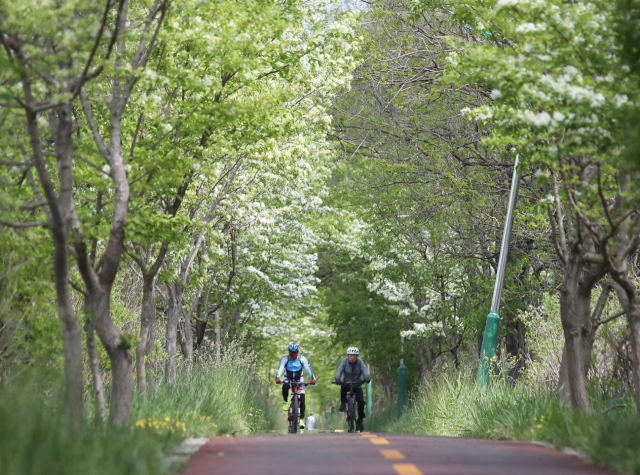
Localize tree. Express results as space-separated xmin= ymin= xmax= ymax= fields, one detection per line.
xmin=437 ymin=0 xmax=639 ymax=412
xmin=0 ymin=0 xmax=128 ymax=424
xmin=328 ymin=0 xmax=552 ymax=384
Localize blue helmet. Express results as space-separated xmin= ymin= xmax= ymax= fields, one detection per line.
xmin=288 ymin=341 xmax=300 ymax=352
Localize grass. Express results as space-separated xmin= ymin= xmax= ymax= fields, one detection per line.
xmin=371 ymin=367 xmax=640 ymax=474
xmin=0 ymin=350 xmax=280 ymax=475
xmin=133 ymin=351 xmax=282 ymax=437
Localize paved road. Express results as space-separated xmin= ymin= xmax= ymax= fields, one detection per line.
xmin=178 ymin=432 xmax=617 ymax=475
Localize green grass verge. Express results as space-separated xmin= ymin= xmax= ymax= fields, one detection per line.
xmin=0 ymin=351 xmax=280 ymax=475
xmin=133 ymin=352 xmax=281 ymax=437
xmin=372 ymin=368 xmax=640 ymax=474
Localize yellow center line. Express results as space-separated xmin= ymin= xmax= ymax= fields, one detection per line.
xmin=380 ymin=449 xmax=405 ymax=460
xmin=369 ymin=437 xmax=390 ymax=445
xmin=393 ymin=463 xmax=423 ymax=475
xmin=361 ymin=433 xmax=377 ymax=438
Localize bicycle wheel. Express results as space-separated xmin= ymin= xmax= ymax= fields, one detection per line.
xmin=347 ymin=395 xmax=356 ymax=433
xmin=291 ymin=396 xmax=299 ymax=434
xmin=348 ymin=417 xmax=355 ymax=433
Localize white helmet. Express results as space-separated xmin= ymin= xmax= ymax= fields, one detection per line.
xmin=347 ymin=346 xmax=359 ymax=355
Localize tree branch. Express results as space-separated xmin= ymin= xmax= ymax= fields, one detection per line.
xmin=79 ymin=88 xmax=111 ymax=163
xmin=0 ymin=218 xmax=48 ymax=228
xmin=595 ymin=310 xmax=625 ymax=328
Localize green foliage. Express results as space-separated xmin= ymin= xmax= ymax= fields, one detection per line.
xmin=0 ymin=375 xmax=165 ymax=475
xmin=134 ymin=350 xmax=281 ymax=436
xmin=0 ymin=228 xmax=63 ymax=378
xmin=119 ymin=332 xmax=138 ymax=351
xmin=0 ymin=353 xmax=279 ymax=475
xmin=374 ymin=365 xmax=640 ymax=474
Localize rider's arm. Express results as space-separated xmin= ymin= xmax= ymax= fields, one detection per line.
xmin=300 ymin=355 xmax=314 ymax=380
xmin=276 ymin=355 xmax=288 ymax=379
xmin=360 ymin=359 xmax=370 ymax=382
xmin=334 ymin=358 xmax=346 ymax=381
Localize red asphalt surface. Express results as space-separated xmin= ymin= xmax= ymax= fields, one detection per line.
xmin=179 ymin=432 xmax=618 ymax=475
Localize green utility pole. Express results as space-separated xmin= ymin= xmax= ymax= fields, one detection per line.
xmin=398 ymin=337 xmax=406 ymax=415
xmin=366 ymin=364 xmax=372 ymax=414
xmin=477 ymin=155 xmax=521 ymax=386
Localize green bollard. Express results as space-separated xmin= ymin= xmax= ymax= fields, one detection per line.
xmin=397 ymin=362 xmax=406 ymax=415
xmin=477 ymin=311 xmax=500 ymax=386
xmin=367 ymin=380 xmax=372 ymax=415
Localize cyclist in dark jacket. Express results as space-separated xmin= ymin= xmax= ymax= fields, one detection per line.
xmin=334 ymin=346 xmax=370 ymax=432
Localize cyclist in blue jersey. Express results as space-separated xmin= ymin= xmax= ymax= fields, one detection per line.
xmin=275 ymin=342 xmax=316 ymax=429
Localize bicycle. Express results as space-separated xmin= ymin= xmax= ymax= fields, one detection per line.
xmin=332 ymin=380 xmax=364 ymax=433
xmin=277 ymin=380 xmax=312 ymax=434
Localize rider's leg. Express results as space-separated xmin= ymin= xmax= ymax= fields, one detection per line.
xmin=282 ymin=383 xmax=290 ymax=402
xmin=355 ymin=388 xmax=365 ymax=419
xmin=355 ymin=388 xmax=365 ymax=431
xmin=339 ymin=385 xmax=347 ymax=412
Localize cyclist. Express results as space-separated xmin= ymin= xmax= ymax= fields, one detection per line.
xmin=275 ymin=342 xmax=316 ymax=429
xmin=334 ymin=346 xmax=370 ymax=432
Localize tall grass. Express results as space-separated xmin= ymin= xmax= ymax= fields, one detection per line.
xmin=133 ymin=350 xmax=282 ymax=436
xmin=0 ymin=350 xmax=280 ymax=475
xmin=0 ymin=374 xmax=166 ymax=475
xmin=373 ymin=366 xmax=640 ymax=474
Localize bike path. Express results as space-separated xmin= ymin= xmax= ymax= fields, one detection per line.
xmin=178 ymin=432 xmax=617 ymax=475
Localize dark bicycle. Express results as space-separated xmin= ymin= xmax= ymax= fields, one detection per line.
xmin=277 ymin=380 xmax=311 ymax=433
xmin=333 ymin=380 xmax=364 ymax=433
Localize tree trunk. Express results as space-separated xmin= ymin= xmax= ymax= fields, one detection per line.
xmin=178 ymin=313 xmax=193 ymax=362
xmin=89 ymin=289 xmax=133 ymax=425
xmin=214 ymin=309 xmax=221 ymax=359
xmin=84 ymin=318 xmax=106 ymax=419
xmin=415 ymin=341 xmax=432 ymax=380
xmin=559 ymin=245 xmax=598 ymax=413
xmin=627 ymin=308 xmax=640 ymax=415
xmin=55 ymin=241 xmax=85 ymax=425
xmin=612 ymin=283 xmax=640 ymax=415
xmin=504 ymin=315 xmax=526 ymax=380
xmin=194 ymin=294 xmax=209 ymax=350
xmin=165 ymin=290 xmax=180 ymax=383
xmin=557 ymin=347 xmax=571 ymax=406
xmin=194 ymin=313 xmax=209 ymax=350
xmin=557 ymin=272 xmax=608 ymax=407
xmin=557 ymin=326 xmax=598 ymax=406
xmin=24 ymin=96 xmax=84 ymax=424
xmin=136 ymin=275 xmax=156 ymax=400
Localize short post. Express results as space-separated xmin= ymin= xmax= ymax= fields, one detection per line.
xmin=398 ymin=337 xmax=406 ymax=415
xmin=477 ymin=155 xmax=521 ymax=386
xmin=367 ymin=381 xmax=372 ymax=415
xmin=397 ymin=362 xmax=406 ymax=415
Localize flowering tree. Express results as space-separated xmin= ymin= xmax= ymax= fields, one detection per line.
xmin=431 ymin=0 xmax=640 ymax=413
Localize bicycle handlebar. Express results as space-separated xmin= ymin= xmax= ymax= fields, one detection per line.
xmin=332 ymin=380 xmax=367 ymax=388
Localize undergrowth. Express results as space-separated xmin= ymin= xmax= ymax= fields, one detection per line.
xmin=0 ymin=350 xmax=279 ymax=475
xmin=372 ymin=366 xmax=640 ymax=474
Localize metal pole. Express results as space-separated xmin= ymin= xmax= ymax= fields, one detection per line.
xmin=477 ymin=155 xmax=521 ymax=386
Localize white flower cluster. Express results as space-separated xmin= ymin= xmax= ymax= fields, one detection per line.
xmin=400 ymin=321 xmax=445 ymax=339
